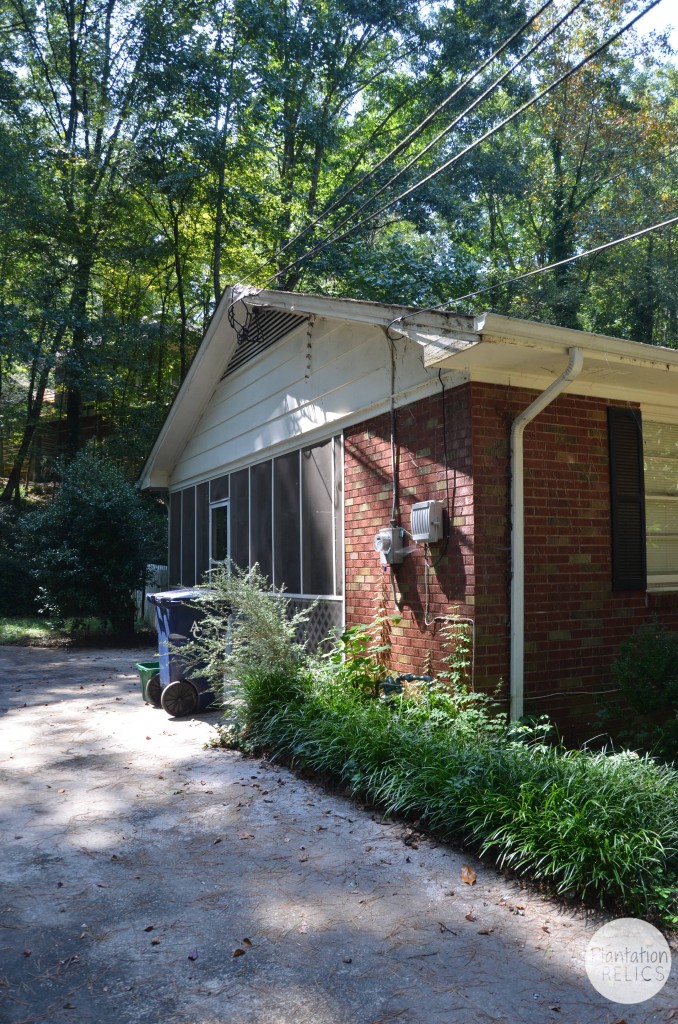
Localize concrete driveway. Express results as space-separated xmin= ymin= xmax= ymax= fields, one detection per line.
xmin=0 ymin=645 xmax=675 ymax=1024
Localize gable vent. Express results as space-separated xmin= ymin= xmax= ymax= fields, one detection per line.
xmin=223 ymin=306 xmax=308 ymax=378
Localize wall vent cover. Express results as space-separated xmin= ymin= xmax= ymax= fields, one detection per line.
xmin=223 ymin=306 xmax=308 ymax=378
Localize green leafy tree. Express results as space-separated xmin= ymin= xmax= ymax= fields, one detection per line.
xmin=24 ymin=449 xmax=166 ymax=633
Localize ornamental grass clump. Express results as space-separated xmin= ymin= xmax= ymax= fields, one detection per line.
xmin=177 ymin=562 xmax=314 ymax=733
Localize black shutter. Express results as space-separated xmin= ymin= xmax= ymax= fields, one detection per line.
xmin=608 ymin=407 xmax=646 ymax=591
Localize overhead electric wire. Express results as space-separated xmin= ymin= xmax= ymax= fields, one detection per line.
xmin=450 ymin=213 xmax=678 ymax=306
xmin=267 ymin=0 xmax=590 ymax=283
xmin=386 ymin=212 xmax=678 ymax=327
xmin=267 ymin=0 xmax=664 ymax=288
xmin=238 ymin=0 xmax=558 ymax=285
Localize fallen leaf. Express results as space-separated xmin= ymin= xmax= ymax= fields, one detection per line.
xmin=242 ymin=938 xmax=253 ymax=947
xmin=232 ymin=948 xmax=245 ymax=957
xmin=542 ymin=925 xmax=550 ymax=933
xmin=460 ymin=865 xmax=477 ymax=886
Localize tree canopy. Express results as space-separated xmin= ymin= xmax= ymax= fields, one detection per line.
xmin=1 ymin=0 xmax=676 ymax=493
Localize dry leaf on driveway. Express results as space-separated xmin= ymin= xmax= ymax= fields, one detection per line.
xmin=460 ymin=864 xmax=477 ymax=885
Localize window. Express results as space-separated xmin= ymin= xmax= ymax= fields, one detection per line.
xmin=644 ymin=421 xmax=678 ymax=588
xmin=210 ymin=502 xmax=229 ymax=564
xmin=608 ymin=409 xmax=678 ymax=591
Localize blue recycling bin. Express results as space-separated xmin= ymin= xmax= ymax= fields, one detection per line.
xmin=146 ymin=589 xmax=216 ymax=717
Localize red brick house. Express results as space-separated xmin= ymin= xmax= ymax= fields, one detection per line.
xmin=139 ymin=287 xmax=678 ymax=741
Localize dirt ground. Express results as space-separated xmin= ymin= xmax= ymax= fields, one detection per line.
xmin=0 ymin=645 xmax=675 ymax=1024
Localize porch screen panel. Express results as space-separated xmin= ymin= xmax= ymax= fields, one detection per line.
xmin=210 ymin=475 xmax=229 ymax=503
xmin=274 ymin=451 xmax=301 ymax=593
xmin=181 ymin=487 xmax=196 ymax=586
xmin=230 ymin=468 xmax=250 ymax=570
xmin=169 ymin=491 xmax=182 ymax=586
xmin=250 ymin=460 xmax=273 ymax=581
xmin=302 ymin=440 xmax=334 ymax=596
xmin=196 ymin=482 xmax=210 ymax=583
xmin=608 ymin=407 xmax=646 ymax=591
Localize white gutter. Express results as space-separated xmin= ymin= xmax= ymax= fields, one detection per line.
xmin=510 ymin=346 xmax=584 ymax=721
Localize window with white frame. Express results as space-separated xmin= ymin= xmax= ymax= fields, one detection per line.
xmin=210 ymin=501 xmax=229 ymax=565
xmin=644 ymin=420 xmax=678 ymax=587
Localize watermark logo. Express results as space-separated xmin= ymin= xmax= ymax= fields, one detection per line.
xmin=585 ymin=917 xmax=672 ymax=1004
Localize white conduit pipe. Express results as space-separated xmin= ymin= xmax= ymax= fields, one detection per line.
xmin=510 ymin=346 xmax=584 ymax=722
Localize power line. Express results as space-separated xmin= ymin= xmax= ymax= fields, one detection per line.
xmin=271 ymin=0 xmax=590 ymax=278
xmin=238 ymin=0 xmax=558 ymax=285
xmin=389 ymin=213 xmax=678 ymax=326
xmin=269 ymin=0 xmax=663 ymax=287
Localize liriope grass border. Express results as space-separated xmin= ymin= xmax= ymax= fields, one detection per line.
xmin=225 ymin=671 xmax=678 ymax=929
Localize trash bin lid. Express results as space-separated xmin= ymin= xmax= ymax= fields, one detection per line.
xmin=146 ymin=588 xmax=206 ymax=606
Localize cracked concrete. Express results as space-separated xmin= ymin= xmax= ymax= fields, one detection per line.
xmin=0 ymin=645 xmax=675 ymax=1024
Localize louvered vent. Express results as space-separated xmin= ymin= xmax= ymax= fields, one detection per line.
xmin=223 ymin=307 xmax=308 ymax=378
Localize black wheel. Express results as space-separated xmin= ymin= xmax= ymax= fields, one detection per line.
xmin=161 ymin=679 xmax=198 ymax=717
xmin=146 ymin=672 xmax=162 ymax=707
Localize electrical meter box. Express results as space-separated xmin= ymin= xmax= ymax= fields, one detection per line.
xmin=374 ymin=527 xmax=405 ymax=565
xmin=411 ymin=500 xmax=444 ymax=543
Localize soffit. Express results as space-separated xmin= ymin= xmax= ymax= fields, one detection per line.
xmin=420 ymin=313 xmax=678 ymax=410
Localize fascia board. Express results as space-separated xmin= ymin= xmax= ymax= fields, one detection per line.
xmin=247 ymin=289 xmax=476 ymax=337
xmin=475 ymin=312 xmax=678 ymax=370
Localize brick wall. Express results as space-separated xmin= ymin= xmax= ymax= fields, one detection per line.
xmin=343 ymin=383 xmax=474 ymax=679
xmin=471 ymin=383 xmax=678 ymax=738
xmin=343 ymin=380 xmax=678 ymax=743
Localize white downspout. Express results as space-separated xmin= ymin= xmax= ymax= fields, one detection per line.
xmin=510 ymin=347 xmax=584 ymax=722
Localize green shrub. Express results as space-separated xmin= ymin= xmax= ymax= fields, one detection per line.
xmin=0 ymin=503 xmax=39 ymax=615
xmin=608 ymin=621 xmax=678 ymax=762
xmin=22 ymin=449 xmax=166 ymax=633
xmin=178 ymin=562 xmax=314 ymax=725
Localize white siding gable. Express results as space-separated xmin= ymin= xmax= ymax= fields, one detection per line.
xmin=170 ymin=313 xmax=459 ymax=488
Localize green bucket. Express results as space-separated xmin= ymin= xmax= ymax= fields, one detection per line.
xmin=136 ymin=661 xmax=161 ymax=706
